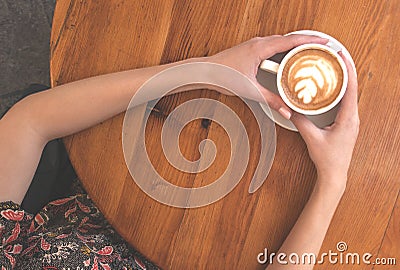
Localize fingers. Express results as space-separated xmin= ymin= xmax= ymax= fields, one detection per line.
xmin=335 ymin=52 xmax=359 ymax=126
xmin=257 ymin=35 xmax=329 ymax=60
xmin=290 ymin=112 xmax=321 ymax=143
xmin=256 ymin=83 xmax=292 ymax=120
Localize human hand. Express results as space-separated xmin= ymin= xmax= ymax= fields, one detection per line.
xmin=291 ymin=53 xmax=359 ymax=190
xmin=207 ymin=35 xmax=328 ymax=119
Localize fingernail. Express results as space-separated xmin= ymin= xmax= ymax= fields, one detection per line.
xmin=279 ymin=107 xmax=292 ymax=120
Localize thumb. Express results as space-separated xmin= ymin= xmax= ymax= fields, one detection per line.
xmin=256 ymin=82 xmax=293 ymax=120
xmin=291 ymin=112 xmax=321 ymax=143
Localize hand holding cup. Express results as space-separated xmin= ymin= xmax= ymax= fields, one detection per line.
xmin=259 ymin=43 xmax=348 ymax=115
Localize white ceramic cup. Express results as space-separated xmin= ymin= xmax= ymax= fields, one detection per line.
xmin=260 ymin=43 xmax=348 ymax=115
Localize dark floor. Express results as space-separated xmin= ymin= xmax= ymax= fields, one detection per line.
xmin=0 ymin=0 xmax=55 ymax=95
xmin=1 ymin=0 xmax=79 ymax=214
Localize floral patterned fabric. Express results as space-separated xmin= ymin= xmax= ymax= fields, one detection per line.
xmin=0 ymin=194 xmax=159 ymax=269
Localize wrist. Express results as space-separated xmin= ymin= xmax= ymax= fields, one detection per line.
xmin=315 ymin=172 xmax=347 ymax=197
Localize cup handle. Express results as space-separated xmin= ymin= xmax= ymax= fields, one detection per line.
xmin=259 ymin=60 xmax=279 ymax=74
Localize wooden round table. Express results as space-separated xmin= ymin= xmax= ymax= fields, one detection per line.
xmin=50 ymin=1 xmax=400 ymax=269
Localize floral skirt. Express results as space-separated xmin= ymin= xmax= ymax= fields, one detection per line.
xmin=0 ymin=194 xmax=159 ymax=269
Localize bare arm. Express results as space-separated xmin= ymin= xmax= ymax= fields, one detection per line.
xmin=267 ymin=54 xmax=359 ymax=269
xmin=0 ymin=34 xmax=326 ymax=205
xmin=266 ymin=178 xmax=345 ymax=269
xmin=0 ymin=59 xmax=194 ymax=204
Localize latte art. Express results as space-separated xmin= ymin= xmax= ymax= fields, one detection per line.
xmin=290 ymin=56 xmax=338 ymax=103
xmin=281 ymin=49 xmax=344 ymax=111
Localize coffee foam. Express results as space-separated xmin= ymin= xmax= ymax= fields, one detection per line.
xmin=281 ymin=49 xmax=343 ymax=110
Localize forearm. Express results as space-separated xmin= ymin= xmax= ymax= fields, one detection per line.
xmin=267 ymin=176 xmax=345 ymax=270
xmin=8 ymin=58 xmax=202 ymax=141
xmin=0 ymin=57 xmax=200 ymax=203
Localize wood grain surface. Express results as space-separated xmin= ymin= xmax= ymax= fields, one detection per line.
xmin=50 ymin=0 xmax=400 ymax=269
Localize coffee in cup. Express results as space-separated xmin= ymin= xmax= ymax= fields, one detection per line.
xmin=260 ymin=44 xmax=348 ymax=115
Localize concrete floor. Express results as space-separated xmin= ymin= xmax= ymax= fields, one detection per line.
xmin=0 ymin=0 xmax=55 ymax=95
